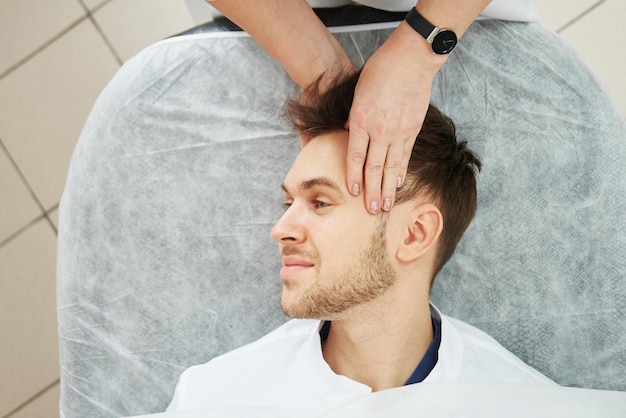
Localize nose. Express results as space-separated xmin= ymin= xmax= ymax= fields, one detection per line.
xmin=270 ymin=204 xmax=305 ymax=244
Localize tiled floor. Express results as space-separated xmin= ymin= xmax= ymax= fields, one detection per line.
xmin=0 ymin=0 xmax=624 ymax=417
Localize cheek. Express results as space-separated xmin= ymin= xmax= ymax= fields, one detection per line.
xmin=316 ymin=222 xmax=376 ymax=270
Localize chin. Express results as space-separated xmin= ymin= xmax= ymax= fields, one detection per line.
xmin=280 ymin=298 xmax=304 ymax=319
xmin=280 ymin=292 xmax=315 ymax=319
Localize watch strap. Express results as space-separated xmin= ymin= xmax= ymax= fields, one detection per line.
xmin=405 ymin=7 xmax=437 ymax=42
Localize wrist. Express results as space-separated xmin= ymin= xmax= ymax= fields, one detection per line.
xmin=296 ymin=32 xmax=355 ymax=91
xmin=405 ymin=7 xmax=458 ymax=55
xmin=388 ymin=21 xmax=448 ymax=77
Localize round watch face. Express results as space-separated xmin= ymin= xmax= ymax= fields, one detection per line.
xmin=432 ymin=30 xmax=457 ymax=55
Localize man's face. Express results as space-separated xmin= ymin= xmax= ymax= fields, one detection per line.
xmin=270 ymin=131 xmax=397 ymax=320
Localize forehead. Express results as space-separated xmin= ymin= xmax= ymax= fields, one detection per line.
xmin=284 ymin=131 xmax=349 ymax=189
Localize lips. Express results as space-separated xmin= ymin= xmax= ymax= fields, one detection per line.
xmin=282 ymin=256 xmax=314 ymax=267
xmin=280 ymin=256 xmax=314 ymax=277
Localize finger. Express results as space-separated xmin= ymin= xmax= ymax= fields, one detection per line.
xmin=362 ymin=138 xmax=389 ymax=214
xmin=380 ymin=139 xmax=407 ymax=212
xmin=346 ymin=122 xmax=369 ymax=198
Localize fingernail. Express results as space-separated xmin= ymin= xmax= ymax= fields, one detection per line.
xmin=369 ymin=201 xmax=380 ymax=214
xmin=397 ymin=176 xmax=403 ymax=188
xmin=383 ymin=198 xmax=392 ymax=211
xmin=351 ymin=183 xmax=361 ymax=196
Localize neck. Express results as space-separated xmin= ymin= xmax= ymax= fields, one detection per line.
xmin=321 ymin=290 xmax=433 ymax=391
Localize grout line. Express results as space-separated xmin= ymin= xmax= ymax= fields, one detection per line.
xmin=0 ymin=15 xmax=89 ymax=81
xmin=45 ymin=203 xmax=60 ymax=235
xmin=556 ymin=0 xmax=605 ymax=33
xmin=88 ymin=13 xmax=124 ymax=66
xmin=0 ymin=139 xmax=52 ymax=248
xmin=94 ymin=0 xmax=115 ymax=14
xmin=0 ymin=139 xmax=48 ymax=212
xmin=0 ymin=1 xmax=120 ymax=247
xmin=0 ymin=214 xmax=49 ymax=249
xmin=79 ymin=0 xmax=114 ymax=14
xmin=0 ymin=0 xmax=123 ymax=81
xmin=77 ymin=0 xmax=123 ymax=66
xmin=3 ymin=379 xmax=60 ymax=418
xmin=76 ymin=0 xmax=90 ymax=14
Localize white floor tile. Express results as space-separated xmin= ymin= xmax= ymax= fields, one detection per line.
xmin=81 ymin=0 xmax=109 ymax=11
xmin=7 ymin=383 xmax=59 ymax=418
xmin=0 ymin=220 xmax=59 ymax=417
xmin=559 ymin=0 xmax=626 ymax=116
xmin=0 ymin=19 xmax=120 ymax=210
xmin=0 ymin=146 xmax=42 ymax=243
xmin=184 ymin=0 xmax=216 ymax=25
xmin=536 ymin=0 xmax=601 ymax=31
xmin=0 ymin=0 xmax=85 ymax=75
xmin=93 ymin=0 xmax=196 ymax=62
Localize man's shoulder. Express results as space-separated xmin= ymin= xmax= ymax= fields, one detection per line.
xmin=168 ymin=319 xmax=323 ymax=410
xmin=168 ymin=318 xmax=373 ymax=411
xmin=194 ymin=318 xmax=318 ymax=368
xmin=177 ymin=318 xmax=320 ymax=384
xmin=237 ymin=318 xmax=319 ymax=349
xmin=437 ymin=313 xmax=556 ymax=386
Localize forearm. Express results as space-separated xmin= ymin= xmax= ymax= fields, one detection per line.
xmin=208 ymin=0 xmax=353 ymax=89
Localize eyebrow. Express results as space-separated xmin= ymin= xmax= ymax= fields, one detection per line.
xmin=281 ymin=177 xmax=343 ymax=194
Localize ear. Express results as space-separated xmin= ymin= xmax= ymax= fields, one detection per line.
xmin=396 ymin=203 xmax=443 ymax=263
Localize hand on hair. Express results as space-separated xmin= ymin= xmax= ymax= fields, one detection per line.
xmin=345 ymin=22 xmax=445 ymax=214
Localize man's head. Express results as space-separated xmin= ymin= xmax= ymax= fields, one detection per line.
xmin=272 ymin=72 xmax=481 ymax=320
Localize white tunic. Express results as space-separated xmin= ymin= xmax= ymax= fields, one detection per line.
xmin=311 ymin=0 xmax=539 ymax=21
xmin=167 ymin=309 xmax=555 ymax=412
xmin=189 ymin=0 xmax=539 ymax=24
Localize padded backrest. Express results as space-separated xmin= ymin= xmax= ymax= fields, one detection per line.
xmin=57 ymin=15 xmax=626 ymax=418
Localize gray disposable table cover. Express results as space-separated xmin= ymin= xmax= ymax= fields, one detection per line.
xmin=57 ymin=20 xmax=626 ymax=418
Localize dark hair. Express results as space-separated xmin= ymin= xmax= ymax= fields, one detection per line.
xmin=287 ymin=71 xmax=482 ymax=281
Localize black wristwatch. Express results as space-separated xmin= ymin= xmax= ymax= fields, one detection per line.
xmin=405 ymin=7 xmax=457 ymax=55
